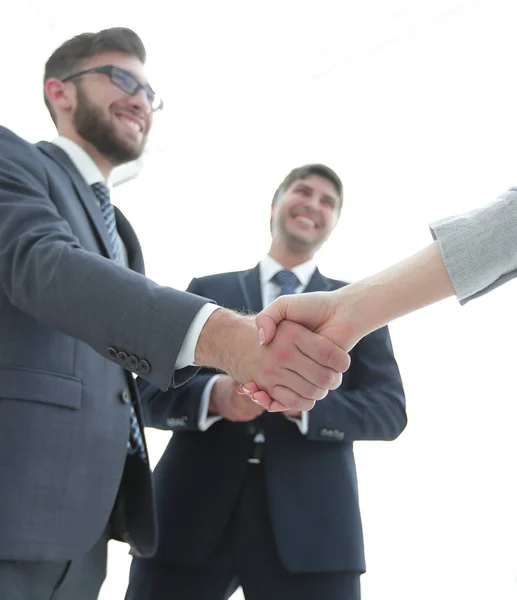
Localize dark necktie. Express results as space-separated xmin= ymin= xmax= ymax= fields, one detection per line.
xmin=247 ymin=269 xmax=301 ymax=463
xmin=91 ymin=182 xmax=146 ymax=460
xmin=272 ymin=269 xmax=299 ymax=297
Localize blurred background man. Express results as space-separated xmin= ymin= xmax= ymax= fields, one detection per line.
xmin=127 ymin=164 xmax=407 ymax=600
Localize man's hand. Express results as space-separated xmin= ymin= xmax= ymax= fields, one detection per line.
xmin=247 ymin=289 xmax=360 ymax=411
xmin=194 ymin=309 xmax=349 ymax=413
xmin=208 ymin=375 xmax=265 ymax=422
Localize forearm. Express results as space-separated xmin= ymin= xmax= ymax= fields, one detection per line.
xmin=194 ymin=308 xmax=255 ymax=382
xmin=339 ymin=241 xmax=454 ymax=338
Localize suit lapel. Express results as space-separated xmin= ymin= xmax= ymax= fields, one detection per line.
xmin=239 ymin=264 xmax=263 ymax=313
xmin=303 ymin=268 xmax=334 ymax=293
xmin=36 ymin=141 xmax=116 ymax=261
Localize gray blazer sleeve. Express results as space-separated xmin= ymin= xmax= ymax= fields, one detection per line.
xmin=0 ymin=130 xmax=211 ymax=391
xmin=429 ymin=187 xmax=517 ymax=304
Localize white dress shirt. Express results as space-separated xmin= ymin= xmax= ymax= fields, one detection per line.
xmin=198 ymin=255 xmax=317 ymax=435
xmin=51 ymin=136 xmax=217 ymax=370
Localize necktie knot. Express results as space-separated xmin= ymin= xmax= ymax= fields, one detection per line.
xmin=272 ymin=269 xmax=299 ymax=296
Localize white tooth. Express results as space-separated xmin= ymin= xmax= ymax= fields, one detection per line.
xmin=295 ymin=216 xmax=315 ymax=226
xmin=119 ymin=117 xmax=141 ymax=132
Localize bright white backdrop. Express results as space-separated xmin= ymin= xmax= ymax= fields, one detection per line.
xmin=4 ymin=1 xmax=517 ymax=598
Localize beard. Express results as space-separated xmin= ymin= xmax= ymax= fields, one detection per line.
xmin=73 ymin=84 xmax=147 ymax=166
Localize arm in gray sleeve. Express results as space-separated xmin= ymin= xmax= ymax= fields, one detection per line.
xmin=430 ymin=188 xmax=517 ymax=304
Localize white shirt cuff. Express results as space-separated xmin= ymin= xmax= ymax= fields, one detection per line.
xmin=285 ymin=411 xmax=309 ymax=435
xmin=175 ymin=304 xmax=221 ymax=369
xmin=198 ymin=375 xmax=225 ymax=431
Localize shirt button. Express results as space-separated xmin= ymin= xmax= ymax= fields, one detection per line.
xmin=120 ymin=389 xmax=131 ymax=405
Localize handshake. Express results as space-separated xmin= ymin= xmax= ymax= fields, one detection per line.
xmin=195 ymin=286 xmax=364 ymax=413
xmin=195 ymin=239 xmax=454 ymax=412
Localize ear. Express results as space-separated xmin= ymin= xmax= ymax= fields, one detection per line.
xmin=329 ymin=210 xmax=340 ymax=233
xmin=44 ymin=78 xmax=76 ymax=116
xmin=270 ymin=200 xmax=279 ymax=233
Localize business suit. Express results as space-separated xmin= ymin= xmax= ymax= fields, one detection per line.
xmin=128 ymin=263 xmax=407 ymax=599
xmin=0 ymin=126 xmax=208 ymax=596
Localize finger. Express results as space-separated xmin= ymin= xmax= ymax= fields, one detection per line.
xmin=255 ymin=297 xmax=289 ymax=345
xmin=249 ymin=390 xmax=274 ymax=410
xmin=237 ymin=382 xmax=261 ymax=396
xmin=266 ymin=329 xmax=341 ymax=394
xmin=267 ymin=400 xmax=290 ymax=412
xmin=292 ymin=324 xmax=351 ymax=375
xmin=267 ymin=385 xmax=317 ymax=412
xmin=268 ymin=366 xmax=329 ymax=400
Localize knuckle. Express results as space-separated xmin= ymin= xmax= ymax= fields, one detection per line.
xmin=315 ymin=367 xmax=335 ymax=390
xmin=304 ymin=383 xmax=324 ymax=401
xmin=314 ymin=387 xmax=328 ymax=401
xmin=317 ymin=341 xmax=335 ymax=367
xmin=329 ymin=373 xmax=342 ymax=390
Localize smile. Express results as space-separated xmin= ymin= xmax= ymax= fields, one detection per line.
xmin=116 ymin=114 xmax=144 ymax=134
xmin=293 ymin=215 xmax=317 ymax=229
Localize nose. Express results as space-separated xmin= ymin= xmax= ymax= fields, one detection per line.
xmin=130 ymin=88 xmax=152 ymax=115
xmin=303 ymin=196 xmax=320 ymax=213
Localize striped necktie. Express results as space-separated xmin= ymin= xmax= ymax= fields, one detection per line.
xmin=91 ymin=182 xmax=146 ymax=460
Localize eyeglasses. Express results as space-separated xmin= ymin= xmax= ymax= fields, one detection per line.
xmin=61 ymin=65 xmax=164 ymax=112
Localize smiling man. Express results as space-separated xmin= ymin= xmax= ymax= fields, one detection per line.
xmin=0 ymin=31 xmax=350 ymax=600
xmin=127 ymin=164 xmax=407 ymax=600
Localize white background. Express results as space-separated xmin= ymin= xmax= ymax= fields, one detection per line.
xmin=4 ymin=1 xmax=517 ymax=598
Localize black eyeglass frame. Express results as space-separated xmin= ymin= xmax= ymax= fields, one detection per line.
xmin=61 ymin=65 xmax=164 ymax=112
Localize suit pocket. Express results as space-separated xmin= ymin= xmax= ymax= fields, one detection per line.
xmin=0 ymin=367 xmax=82 ymax=410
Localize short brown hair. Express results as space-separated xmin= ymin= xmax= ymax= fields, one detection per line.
xmin=43 ymin=27 xmax=146 ymax=124
xmin=271 ymin=163 xmax=343 ymax=212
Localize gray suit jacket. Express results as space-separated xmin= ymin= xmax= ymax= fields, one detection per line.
xmin=0 ymin=126 xmax=208 ymax=562
xmin=430 ymin=188 xmax=517 ymax=303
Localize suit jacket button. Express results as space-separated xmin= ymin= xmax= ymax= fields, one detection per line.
xmin=117 ymin=351 xmax=128 ymax=366
xmin=137 ymin=360 xmax=151 ymax=375
xmin=127 ymin=355 xmax=138 ymax=370
xmin=107 ymin=347 xmax=118 ymax=360
xmin=121 ymin=389 xmax=131 ymax=405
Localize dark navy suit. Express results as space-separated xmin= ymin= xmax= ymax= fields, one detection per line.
xmin=128 ymin=265 xmax=407 ymax=599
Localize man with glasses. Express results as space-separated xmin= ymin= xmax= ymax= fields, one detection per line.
xmin=0 ymin=28 xmax=348 ymax=600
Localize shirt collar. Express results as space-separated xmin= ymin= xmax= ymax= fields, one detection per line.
xmin=51 ymin=136 xmax=108 ymax=187
xmin=259 ymin=254 xmax=317 ymax=288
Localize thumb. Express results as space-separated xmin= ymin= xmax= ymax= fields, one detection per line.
xmin=255 ymin=297 xmax=289 ymax=346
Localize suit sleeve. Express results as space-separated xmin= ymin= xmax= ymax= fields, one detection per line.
xmin=306 ymin=325 xmax=407 ymax=443
xmin=140 ymin=277 xmax=221 ymax=431
xmin=430 ymin=188 xmax=517 ymax=304
xmin=0 ymin=129 xmax=211 ymax=391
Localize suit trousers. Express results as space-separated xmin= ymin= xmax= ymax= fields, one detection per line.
xmin=0 ymin=526 xmax=109 ymax=600
xmin=126 ymin=464 xmax=360 ymax=600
